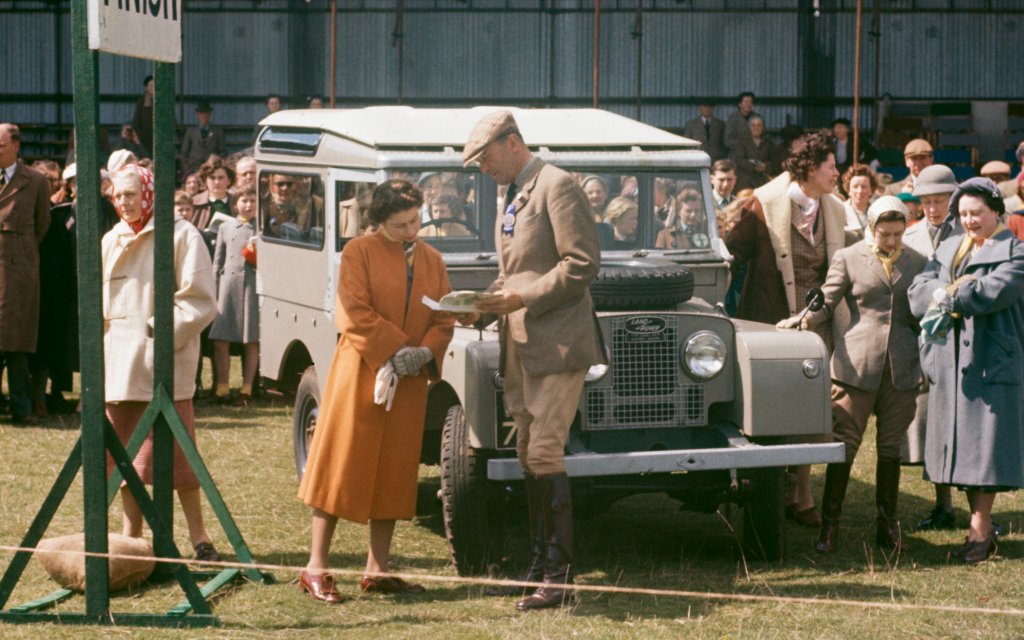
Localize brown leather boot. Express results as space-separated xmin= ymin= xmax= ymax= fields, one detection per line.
xmin=875 ymin=456 xmax=908 ymax=551
xmin=487 ymin=472 xmax=547 ymax=597
xmin=815 ymin=463 xmax=853 ymax=553
xmin=516 ymin=473 xmax=576 ymax=612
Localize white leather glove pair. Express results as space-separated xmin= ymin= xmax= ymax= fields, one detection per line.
xmin=392 ymin=346 xmax=433 ymax=377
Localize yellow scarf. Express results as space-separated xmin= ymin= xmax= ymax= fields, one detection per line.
xmin=872 ymin=245 xmax=903 ymax=280
xmin=950 ymin=222 xmax=1007 ymax=278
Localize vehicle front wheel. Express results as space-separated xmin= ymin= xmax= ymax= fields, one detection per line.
xmin=292 ymin=366 xmax=320 ymax=481
xmin=742 ymin=466 xmax=786 ymax=561
xmin=440 ymin=404 xmax=498 ymax=576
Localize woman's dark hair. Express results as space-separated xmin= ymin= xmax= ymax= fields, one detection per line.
xmin=875 ymin=210 xmax=906 ymax=225
xmin=199 ymin=154 xmax=235 ymax=185
xmin=368 ymin=179 xmax=424 ymax=225
xmin=783 ymin=129 xmax=837 ymax=183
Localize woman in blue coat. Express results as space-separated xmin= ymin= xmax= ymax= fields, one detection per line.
xmin=908 ymin=178 xmax=1024 ymax=564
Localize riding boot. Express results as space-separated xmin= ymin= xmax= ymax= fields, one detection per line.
xmin=875 ymin=456 xmax=909 ymax=551
xmin=815 ymin=462 xmax=853 ymax=553
xmin=487 ymin=472 xmax=547 ymax=596
xmin=516 ymin=473 xmax=576 ymax=611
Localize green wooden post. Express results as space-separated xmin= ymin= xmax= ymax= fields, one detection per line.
xmin=150 ymin=62 xmax=178 ymax=577
xmin=70 ymin=0 xmax=110 ymax=617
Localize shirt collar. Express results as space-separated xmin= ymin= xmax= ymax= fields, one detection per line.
xmin=513 ymin=155 xmax=542 ymax=188
xmin=1 ymin=161 xmax=16 ymax=181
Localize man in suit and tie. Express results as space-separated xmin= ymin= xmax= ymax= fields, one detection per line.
xmin=710 ymin=160 xmax=738 ymax=212
xmin=683 ymin=103 xmax=727 ymax=161
xmin=179 ymin=100 xmax=226 ymax=177
xmin=463 ymin=110 xmax=605 ymax=612
xmin=0 ymin=124 xmax=51 ymax=425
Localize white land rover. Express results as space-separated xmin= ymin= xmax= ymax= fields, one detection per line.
xmin=254 ymin=107 xmax=843 ymax=572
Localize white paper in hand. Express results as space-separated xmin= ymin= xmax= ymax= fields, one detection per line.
xmin=421 ymin=291 xmax=494 ymax=312
xmin=374 ymin=360 xmax=398 ymax=411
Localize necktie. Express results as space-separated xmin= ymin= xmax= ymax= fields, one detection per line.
xmin=502 ymin=183 xmax=518 ymax=236
xmin=0 ymin=169 xmax=6 ymax=187
xmin=704 ymin=120 xmax=710 ymax=141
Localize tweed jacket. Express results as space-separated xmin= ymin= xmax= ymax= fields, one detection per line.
xmin=102 ymin=217 xmax=216 ymax=402
xmin=682 ymin=116 xmax=727 ymax=161
xmin=0 ymin=160 xmax=51 ymax=352
xmin=902 ymin=216 xmax=963 ymax=260
xmin=812 ymin=241 xmax=927 ymax=391
xmin=908 ymin=229 xmax=1024 ymax=487
xmin=725 ymin=172 xmax=847 ymax=323
xmin=489 ymin=159 xmax=606 ymax=376
xmin=179 ymin=126 xmax=226 ymax=176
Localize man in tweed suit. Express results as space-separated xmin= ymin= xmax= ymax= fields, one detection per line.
xmin=463 ymin=110 xmax=605 ymax=612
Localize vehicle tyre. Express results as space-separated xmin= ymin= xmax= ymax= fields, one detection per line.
xmin=589 ymin=259 xmax=694 ymax=310
xmin=440 ymin=404 xmax=496 ymax=576
xmin=292 ymin=366 xmax=320 ymax=481
xmin=742 ymin=466 xmax=786 ymax=561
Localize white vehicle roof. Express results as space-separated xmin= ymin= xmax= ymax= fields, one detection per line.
xmin=259 ymin=106 xmax=699 ymax=151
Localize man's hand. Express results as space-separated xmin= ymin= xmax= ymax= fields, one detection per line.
xmin=475 ymin=290 xmax=524 ymax=315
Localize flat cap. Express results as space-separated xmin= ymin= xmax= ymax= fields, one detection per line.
xmin=980 ymin=160 xmax=1011 ymax=177
xmin=904 ymin=138 xmax=933 ymax=157
xmin=462 ymin=110 xmax=521 ymax=166
xmin=912 ymin=164 xmax=958 ymax=197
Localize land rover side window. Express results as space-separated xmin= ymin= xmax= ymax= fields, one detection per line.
xmin=335 ymin=180 xmax=377 ymax=251
xmin=259 ymin=172 xmax=326 ymax=249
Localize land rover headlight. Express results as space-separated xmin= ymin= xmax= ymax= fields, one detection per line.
xmin=682 ymin=331 xmax=726 ymax=380
xmin=584 ymin=363 xmax=609 ymax=384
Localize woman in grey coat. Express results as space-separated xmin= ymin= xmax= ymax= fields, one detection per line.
xmin=210 ymin=185 xmax=260 ymax=405
xmin=908 ymin=178 xmax=1024 ymax=564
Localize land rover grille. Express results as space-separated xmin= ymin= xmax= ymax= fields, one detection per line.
xmin=585 ymin=316 xmax=706 ymax=430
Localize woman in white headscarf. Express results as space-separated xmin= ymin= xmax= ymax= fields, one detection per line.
xmin=779 ymin=195 xmax=927 ymax=553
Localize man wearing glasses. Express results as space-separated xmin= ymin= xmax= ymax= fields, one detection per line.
xmin=111 ymin=122 xmax=149 ymax=160
xmin=262 ymin=174 xmax=322 ymax=239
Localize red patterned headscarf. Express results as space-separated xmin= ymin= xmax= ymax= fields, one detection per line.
xmin=115 ymin=164 xmax=155 ymax=234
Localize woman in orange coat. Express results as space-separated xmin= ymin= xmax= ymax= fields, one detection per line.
xmin=297 ymin=179 xmax=456 ymax=602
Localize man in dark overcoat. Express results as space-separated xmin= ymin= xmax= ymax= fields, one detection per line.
xmin=0 ymin=123 xmax=51 ymax=425
xmin=179 ymin=101 xmax=226 ymax=177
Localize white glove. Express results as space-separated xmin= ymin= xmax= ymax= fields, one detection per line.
xmin=374 ymin=360 xmax=398 ymax=411
xmin=776 ymin=315 xmax=807 ymax=330
xmin=392 ymin=346 xmax=433 ymax=377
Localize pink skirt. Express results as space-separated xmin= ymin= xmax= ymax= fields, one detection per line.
xmin=105 ymin=400 xmax=200 ymax=490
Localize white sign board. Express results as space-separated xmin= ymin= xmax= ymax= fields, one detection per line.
xmin=87 ymin=0 xmax=182 ymax=63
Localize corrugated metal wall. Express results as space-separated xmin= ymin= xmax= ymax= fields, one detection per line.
xmin=2 ymin=4 xmax=1021 ymax=132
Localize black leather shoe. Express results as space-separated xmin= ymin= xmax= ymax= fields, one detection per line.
xmin=917 ymin=505 xmax=956 ymax=531
xmin=515 ymin=585 xmax=576 ymax=611
xmin=193 ymin=541 xmax=221 ymax=563
xmin=961 ymin=535 xmax=997 ymax=565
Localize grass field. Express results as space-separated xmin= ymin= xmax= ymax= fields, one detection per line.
xmin=2 ymin=374 xmax=1023 ymax=639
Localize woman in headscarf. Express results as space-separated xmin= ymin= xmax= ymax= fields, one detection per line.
xmin=102 ymin=165 xmax=220 ymax=561
xmin=779 ymin=195 xmax=927 ymax=553
xmin=580 ymin=175 xmax=609 ymax=222
xmin=908 ymin=178 xmax=1024 ymax=564
xmin=297 ymin=179 xmax=456 ymax=602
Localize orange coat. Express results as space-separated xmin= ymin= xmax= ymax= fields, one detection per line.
xmin=297 ymin=232 xmax=454 ymax=523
